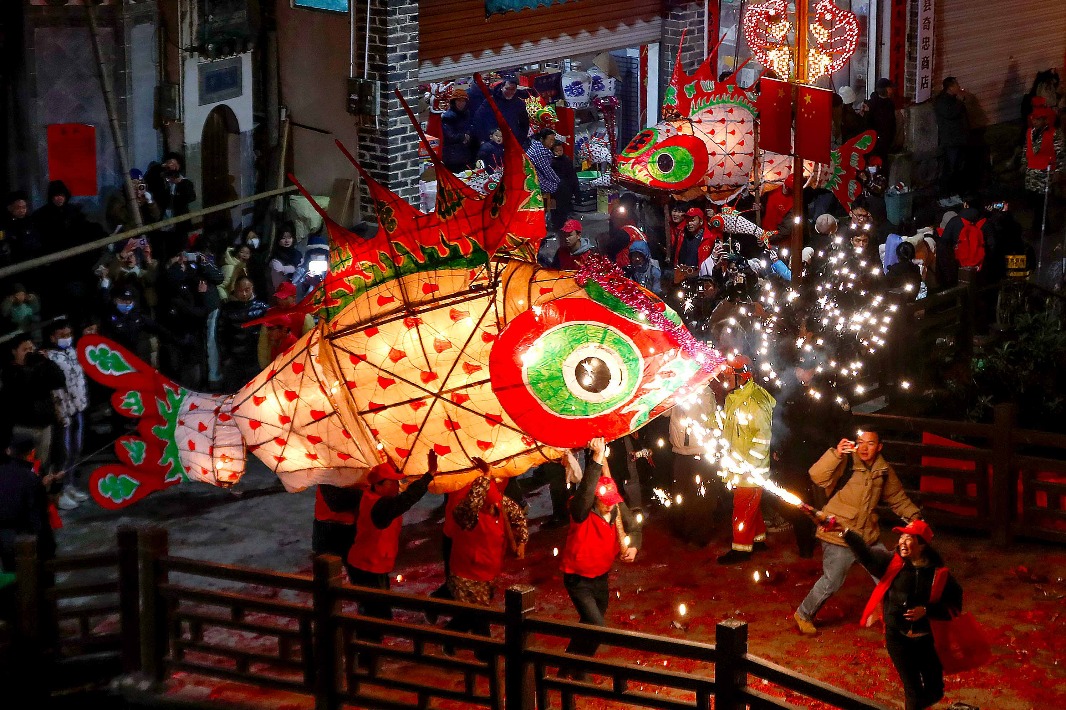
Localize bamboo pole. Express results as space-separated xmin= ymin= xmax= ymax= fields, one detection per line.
xmin=0 ymin=185 xmax=298 ymax=280
xmin=86 ymin=4 xmax=142 ymax=229
xmin=790 ymin=0 xmax=810 ymax=279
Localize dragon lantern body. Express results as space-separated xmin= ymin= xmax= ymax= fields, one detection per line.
xmin=615 ymin=41 xmax=875 ymax=211
xmin=80 ymin=77 xmax=725 ymax=509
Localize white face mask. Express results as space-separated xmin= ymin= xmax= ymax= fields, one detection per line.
xmin=57 ymin=337 xmax=73 ymax=350
xmin=248 ymin=238 xmax=260 ymax=249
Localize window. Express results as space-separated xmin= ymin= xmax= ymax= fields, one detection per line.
xmin=293 ymin=0 xmax=349 ymax=12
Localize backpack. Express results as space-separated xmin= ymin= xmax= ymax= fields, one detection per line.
xmin=955 ymin=217 xmax=986 ymax=270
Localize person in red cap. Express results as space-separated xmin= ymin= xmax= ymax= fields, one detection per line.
xmin=442 ymin=457 xmax=528 ymax=643
xmin=794 ymin=429 xmax=920 ymax=635
xmin=258 ymin=280 xmax=314 ymax=366
xmin=345 ymin=452 xmax=438 ymax=635
xmin=553 ymin=218 xmax=595 ymax=270
xmin=673 ymin=208 xmax=720 ymax=281
xmin=762 ymin=174 xmax=794 ymax=235
xmin=820 ymin=517 xmax=962 ymax=710
xmin=559 ymin=437 xmax=641 ymax=669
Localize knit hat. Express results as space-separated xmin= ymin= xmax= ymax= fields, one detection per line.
xmin=939 ymin=211 xmax=957 ymax=230
xmin=893 ymin=519 xmax=933 ymax=544
xmin=449 ymin=88 xmax=468 ymax=100
xmin=595 ymin=476 xmax=624 ymax=507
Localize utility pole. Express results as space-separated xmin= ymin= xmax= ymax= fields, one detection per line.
xmin=789 ymin=0 xmax=809 ymax=279
xmin=86 ymin=3 xmax=142 ymax=228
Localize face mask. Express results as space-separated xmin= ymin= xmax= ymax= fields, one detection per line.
xmin=116 ymin=302 xmax=134 ymax=314
xmin=57 ymin=337 xmax=73 ymax=350
xmin=248 ymin=238 xmax=260 ymax=249
xmin=869 ymin=166 xmax=878 ymax=174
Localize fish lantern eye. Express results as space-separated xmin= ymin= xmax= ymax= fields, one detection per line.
xmin=656 ymin=152 xmax=675 ymax=174
xmin=575 ymin=356 xmax=612 ymax=394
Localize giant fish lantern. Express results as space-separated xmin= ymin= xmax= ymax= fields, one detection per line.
xmin=79 ymin=77 xmax=725 ymax=509
xmin=614 ymin=35 xmax=875 ymax=212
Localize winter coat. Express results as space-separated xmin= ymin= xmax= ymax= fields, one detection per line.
xmin=472 ymin=85 xmax=530 ymax=145
xmin=218 ymin=298 xmax=269 ymax=364
xmin=441 ymin=104 xmax=473 ymax=171
xmin=476 ymin=141 xmax=505 ymax=172
xmin=809 ymin=448 xmax=920 ymax=547
xmin=933 ymin=92 xmax=968 ymax=148
xmin=0 ymin=354 xmax=66 ymax=429
xmin=43 ymin=347 xmax=88 ymax=426
xmin=219 ymin=248 xmax=250 ymax=300
xmin=721 ymin=380 xmax=776 ymax=488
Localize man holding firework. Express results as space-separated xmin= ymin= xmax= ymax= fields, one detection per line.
xmin=793 ymin=431 xmax=920 ymax=635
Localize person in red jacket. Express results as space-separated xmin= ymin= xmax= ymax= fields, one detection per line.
xmin=311 ymin=483 xmax=359 ymax=558
xmin=444 ymin=458 xmax=528 ymax=641
xmin=762 ymin=175 xmax=795 ymax=234
xmin=345 ymin=452 xmax=437 ymax=635
xmin=559 ymin=437 xmax=642 ymax=668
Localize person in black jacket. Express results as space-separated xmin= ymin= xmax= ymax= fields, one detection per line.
xmin=440 ymin=89 xmax=473 ymax=173
xmin=217 ymin=276 xmax=268 ymax=391
xmin=1 ymin=191 xmax=43 ymax=267
xmin=99 ymin=286 xmax=172 ymax=362
xmin=475 ymin=128 xmax=506 ymax=172
xmin=145 ymin=152 xmax=197 ymax=248
xmin=0 ymin=334 xmax=65 ymax=476
xmin=31 ymin=180 xmax=104 ymax=318
xmin=471 ymin=76 xmax=530 ymax=148
xmin=826 ymin=518 xmax=962 ymax=710
xmin=0 ymin=432 xmax=56 ymax=573
xmin=865 ymin=78 xmax=897 ymax=163
xmin=159 ymin=249 xmax=223 ymax=388
xmin=550 ymin=141 xmax=579 ymax=231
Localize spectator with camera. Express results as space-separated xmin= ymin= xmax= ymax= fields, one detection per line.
xmin=159 ymin=244 xmax=223 ymax=389
xmin=105 ymin=169 xmax=160 ymax=233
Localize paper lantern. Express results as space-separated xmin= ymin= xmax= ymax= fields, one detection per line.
xmin=79 ymin=75 xmax=723 ymax=508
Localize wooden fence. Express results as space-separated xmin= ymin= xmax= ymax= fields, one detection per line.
xmin=9 ymin=527 xmax=889 ymax=710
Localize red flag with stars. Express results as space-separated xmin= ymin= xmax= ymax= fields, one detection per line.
xmin=758 ymin=78 xmax=792 ymax=155
xmin=795 ymin=85 xmax=833 ymax=164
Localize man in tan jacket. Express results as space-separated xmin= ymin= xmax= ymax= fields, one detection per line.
xmin=794 ymin=431 xmax=920 ymax=635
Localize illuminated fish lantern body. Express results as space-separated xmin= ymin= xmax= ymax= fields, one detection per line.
xmin=614 ymin=38 xmax=875 ymax=212
xmin=80 ymin=77 xmax=724 ymax=509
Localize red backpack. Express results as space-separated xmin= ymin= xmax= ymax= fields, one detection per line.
xmin=955 ymin=217 xmax=986 ymax=270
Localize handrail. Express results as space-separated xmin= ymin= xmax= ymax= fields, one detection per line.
xmin=0 ymin=185 xmax=298 ymax=281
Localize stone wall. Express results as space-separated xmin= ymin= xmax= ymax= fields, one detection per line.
xmin=356 ymin=0 xmax=421 ymax=212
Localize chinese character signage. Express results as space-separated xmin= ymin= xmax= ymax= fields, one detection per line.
xmin=914 ymin=0 xmax=934 ymax=102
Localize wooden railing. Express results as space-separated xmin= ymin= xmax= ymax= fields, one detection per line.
xmin=857 ymin=404 xmax=1066 ymax=546
xmin=11 ymin=527 xmax=891 ymax=710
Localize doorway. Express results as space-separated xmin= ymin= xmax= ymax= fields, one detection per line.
xmin=200 ymin=104 xmax=240 ymax=234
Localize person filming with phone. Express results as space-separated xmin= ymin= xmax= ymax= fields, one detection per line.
xmin=793 ymin=430 xmax=921 ymax=636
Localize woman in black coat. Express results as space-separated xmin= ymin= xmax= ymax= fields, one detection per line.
xmin=441 ymin=90 xmax=473 ymax=173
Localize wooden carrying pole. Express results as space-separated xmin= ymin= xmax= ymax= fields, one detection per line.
xmin=790 ymin=0 xmax=810 ymax=279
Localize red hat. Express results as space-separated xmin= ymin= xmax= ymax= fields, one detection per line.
xmin=893 ymin=519 xmax=933 ymax=544
xmin=595 ymin=476 xmax=624 ymax=507
xmin=867 ymin=155 xmax=883 ymax=167
xmin=274 ymin=281 xmax=297 ymax=300
xmin=367 ymin=461 xmax=404 ymax=486
xmin=561 ymin=218 xmax=582 ymax=233
xmin=685 ymin=207 xmax=704 ymax=219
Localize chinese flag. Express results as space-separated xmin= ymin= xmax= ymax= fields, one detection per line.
xmin=758 ymin=78 xmax=792 ymax=155
xmin=795 ymin=85 xmax=833 ymax=164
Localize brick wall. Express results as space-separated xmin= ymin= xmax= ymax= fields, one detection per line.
xmin=356 ymin=0 xmax=422 ymax=211
xmin=659 ymin=1 xmax=706 ymax=117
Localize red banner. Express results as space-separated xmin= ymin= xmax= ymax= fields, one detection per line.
xmin=795 ymin=85 xmax=832 ymax=164
xmin=47 ymin=124 xmax=97 ymax=197
xmin=757 ymin=78 xmax=792 ymax=155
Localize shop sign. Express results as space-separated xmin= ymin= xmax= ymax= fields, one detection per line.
xmin=486 ymin=0 xmax=570 ymax=17
xmin=914 ymin=0 xmax=934 ymax=103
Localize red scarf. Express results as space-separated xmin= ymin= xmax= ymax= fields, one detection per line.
xmin=860 ymin=554 xmax=950 ymax=627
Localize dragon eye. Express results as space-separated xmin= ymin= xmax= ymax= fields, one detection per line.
xmin=649 ymin=146 xmax=692 ymax=183
xmin=490 ymin=298 xmax=682 ymax=447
